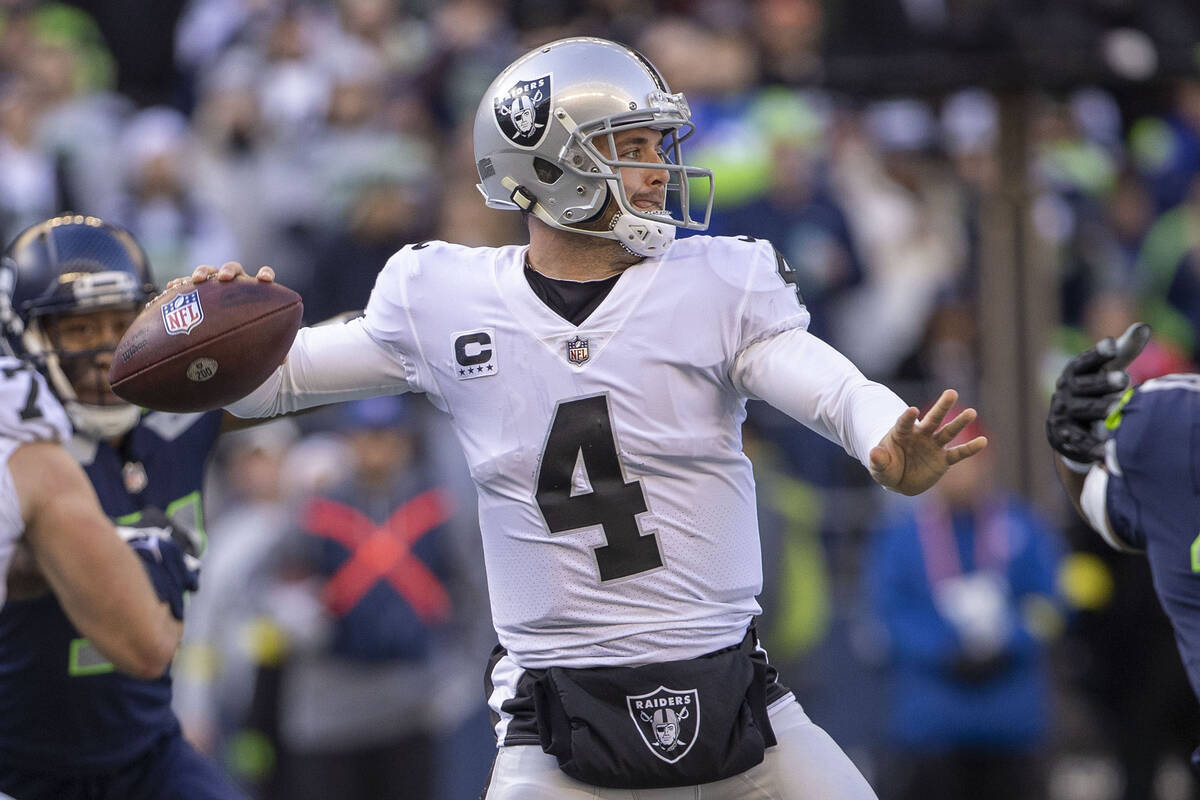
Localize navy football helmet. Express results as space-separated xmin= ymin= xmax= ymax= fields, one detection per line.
xmin=0 ymin=215 xmax=157 ymax=439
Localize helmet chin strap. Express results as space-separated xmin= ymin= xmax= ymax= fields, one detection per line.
xmin=34 ymin=341 xmax=140 ymax=440
xmin=502 ymin=176 xmax=676 ymax=258
xmin=608 ymin=210 xmax=676 ymax=257
xmin=66 ymin=401 xmax=141 ymax=440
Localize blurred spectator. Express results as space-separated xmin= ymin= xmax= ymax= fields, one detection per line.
xmin=744 ymin=423 xmax=833 ymax=679
xmin=708 ymin=88 xmax=862 ymax=345
xmin=0 ymin=75 xmax=55 ymax=240
xmin=190 ymin=50 xmax=321 ymax=292
xmin=750 ymin=0 xmax=824 ymax=84
xmin=830 ymin=97 xmax=968 ymax=378
xmin=305 ymin=170 xmax=437 ymax=322
xmin=865 ymin=417 xmax=1066 ymax=800
xmin=115 ymin=105 xmax=238 ymax=286
xmin=255 ymin=396 xmax=487 ymax=800
xmin=0 ymin=4 xmax=129 ymax=241
xmin=174 ymin=419 xmax=310 ymax=790
xmin=1066 ymin=167 xmax=1156 ymax=313
xmin=1136 ymin=173 xmax=1200 ymax=358
xmin=1130 ymin=79 xmax=1200 ymax=213
xmin=939 ymin=88 xmax=999 ymax=196
xmin=303 ymin=39 xmax=439 ymax=320
xmin=895 ymin=296 xmax=980 ymax=407
xmin=24 ymin=3 xmax=129 ymax=223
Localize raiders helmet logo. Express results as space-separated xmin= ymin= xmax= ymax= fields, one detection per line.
xmin=627 ymin=686 xmax=700 ymax=764
xmin=494 ymin=74 xmax=551 ymax=148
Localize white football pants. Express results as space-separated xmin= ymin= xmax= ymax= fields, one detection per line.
xmin=483 ymin=697 xmax=878 ymax=799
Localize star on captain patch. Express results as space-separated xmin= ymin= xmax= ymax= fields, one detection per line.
xmin=566 ymin=335 xmax=590 ymax=365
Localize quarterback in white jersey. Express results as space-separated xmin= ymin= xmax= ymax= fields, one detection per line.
xmin=197 ymin=35 xmax=986 ymax=800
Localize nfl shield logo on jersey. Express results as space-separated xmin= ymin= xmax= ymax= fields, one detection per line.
xmin=627 ymin=686 xmax=699 ymax=764
xmin=161 ymin=290 xmax=204 ymax=335
xmin=566 ymin=336 xmax=589 ymax=365
xmin=494 ymin=75 xmax=551 ymax=148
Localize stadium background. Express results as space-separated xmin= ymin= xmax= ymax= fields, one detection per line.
xmin=5 ymin=0 xmax=1200 ymax=797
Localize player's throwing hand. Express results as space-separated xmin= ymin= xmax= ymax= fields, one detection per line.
xmin=155 ymin=263 xmax=275 ymax=305
xmin=173 ymin=262 xmax=275 ymax=288
xmin=868 ymin=389 xmax=988 ymax=496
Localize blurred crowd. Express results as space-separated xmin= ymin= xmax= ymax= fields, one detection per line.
xmin=6 ymin=0 xmax=1200 ymax=798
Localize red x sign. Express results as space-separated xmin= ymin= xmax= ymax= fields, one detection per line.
xmin=303 ymin=489 xmax=453 ymax=623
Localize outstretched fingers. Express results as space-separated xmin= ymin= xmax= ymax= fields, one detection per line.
xmin=933 ymin=406 xmax=977 ymax=446
xmin=917 ymin=389 xmax=959 ymax=433
xmin=945 ymin=435 xmax=988 ymax=466
xmin=190 ymin=264 xmax=218 ymax=283
xmin=190 ymin=261 xmax=253 ymax=283
xmin=894 ymin=406 xmax=920 ymax=436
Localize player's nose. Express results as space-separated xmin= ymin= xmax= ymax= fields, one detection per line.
xmin=644 ymin=163 xmax=667 ymax=187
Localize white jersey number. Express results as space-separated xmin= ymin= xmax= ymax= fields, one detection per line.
xmin=1 ymin=364 xmax=44 ymax=424
xmin=535 ymin=395 xmax=662 ymax=582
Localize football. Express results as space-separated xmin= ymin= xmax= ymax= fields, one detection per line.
xmin=109 ymin=276 xmax=303 ymax=413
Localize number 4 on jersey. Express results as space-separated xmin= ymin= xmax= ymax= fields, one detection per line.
xmin=535 ymin=395 xmax=663 ymax=582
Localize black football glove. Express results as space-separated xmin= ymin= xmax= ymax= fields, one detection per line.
xmin=117 ymin=507 xmax=201 ymax=621
xmin=1046 ymin=322 xmax=1150 ymax=464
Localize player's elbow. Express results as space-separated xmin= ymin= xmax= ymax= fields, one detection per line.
xmin=120 ymin=653 xmax=169 ymax=681
xmin=113 ymin=619 xmax=182 ymax=679
xmin=224 ymin=366 xmax=286 ymax=418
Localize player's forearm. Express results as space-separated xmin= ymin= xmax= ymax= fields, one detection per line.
xmin=1053 ymin=455 xmax=1139 ymax=554
xmin=46 ymin=539 xmax=183 ymax=680
xmin=1052 ymin=455 xmax=1088 ymax=520
xmin=226 ymin=317 xmax=412 ymax=418
xmin=732 ymin=327 xmax=908 ymax=466
xmin=13 ymin=444 xmax=182 ymax=678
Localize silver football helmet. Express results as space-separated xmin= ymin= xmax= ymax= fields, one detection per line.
xmin=473 ymin=37 xmax=714 ymax=257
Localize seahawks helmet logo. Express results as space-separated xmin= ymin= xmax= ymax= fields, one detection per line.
xmin=494 ymin=74 xmax=551 ymax=148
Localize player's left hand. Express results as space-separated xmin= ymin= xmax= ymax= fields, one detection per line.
xmin=868 ymin=389 xmax=988 ymax=496
xmin=1046 ymin=322 xmax=1150 ymax=464
xmin=117 ymin=508 xmax=202 ymax=620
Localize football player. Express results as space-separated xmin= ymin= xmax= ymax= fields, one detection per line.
xmin=190 ymin=38 xmax=985 ymax=799
xmin=1048 ymin=325 xmax=1200 ymax=714
xmin=0 ymin=342 xmax=186 ymax=677
xmin=0 ymin=216 xmax=248 ymax=800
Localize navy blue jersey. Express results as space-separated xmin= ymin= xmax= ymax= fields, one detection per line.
xmin=0 ymin=410 xmax=222 ymax=772
xmin=1104 ymin=375 xmax=1200 ymax=699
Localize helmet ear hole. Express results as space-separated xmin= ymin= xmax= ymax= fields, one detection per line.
xmin=532 ymin=157 xmax=563 ymax=184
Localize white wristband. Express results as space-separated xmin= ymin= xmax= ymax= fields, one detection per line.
xmin=1059 ymin=455 xmax=1094 ymax=474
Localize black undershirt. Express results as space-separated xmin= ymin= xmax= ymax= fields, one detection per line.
xmin=523 ymin=266 xmax=620 ymax=326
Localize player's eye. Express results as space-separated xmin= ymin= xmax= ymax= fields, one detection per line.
xmin=60 ymin=322 xmax=93 ymax=337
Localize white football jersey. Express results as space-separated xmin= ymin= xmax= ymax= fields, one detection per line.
xmin=362 ymin=235 xmax=809 ymax=668
xmin=0 ymin=356 xmax=72 ymax=609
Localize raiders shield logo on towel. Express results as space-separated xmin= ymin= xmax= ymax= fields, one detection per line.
xmin=494 ymin=75 xmax=551 ymax=148
xmin=627 ymin=686 xmax=700 ymax=764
